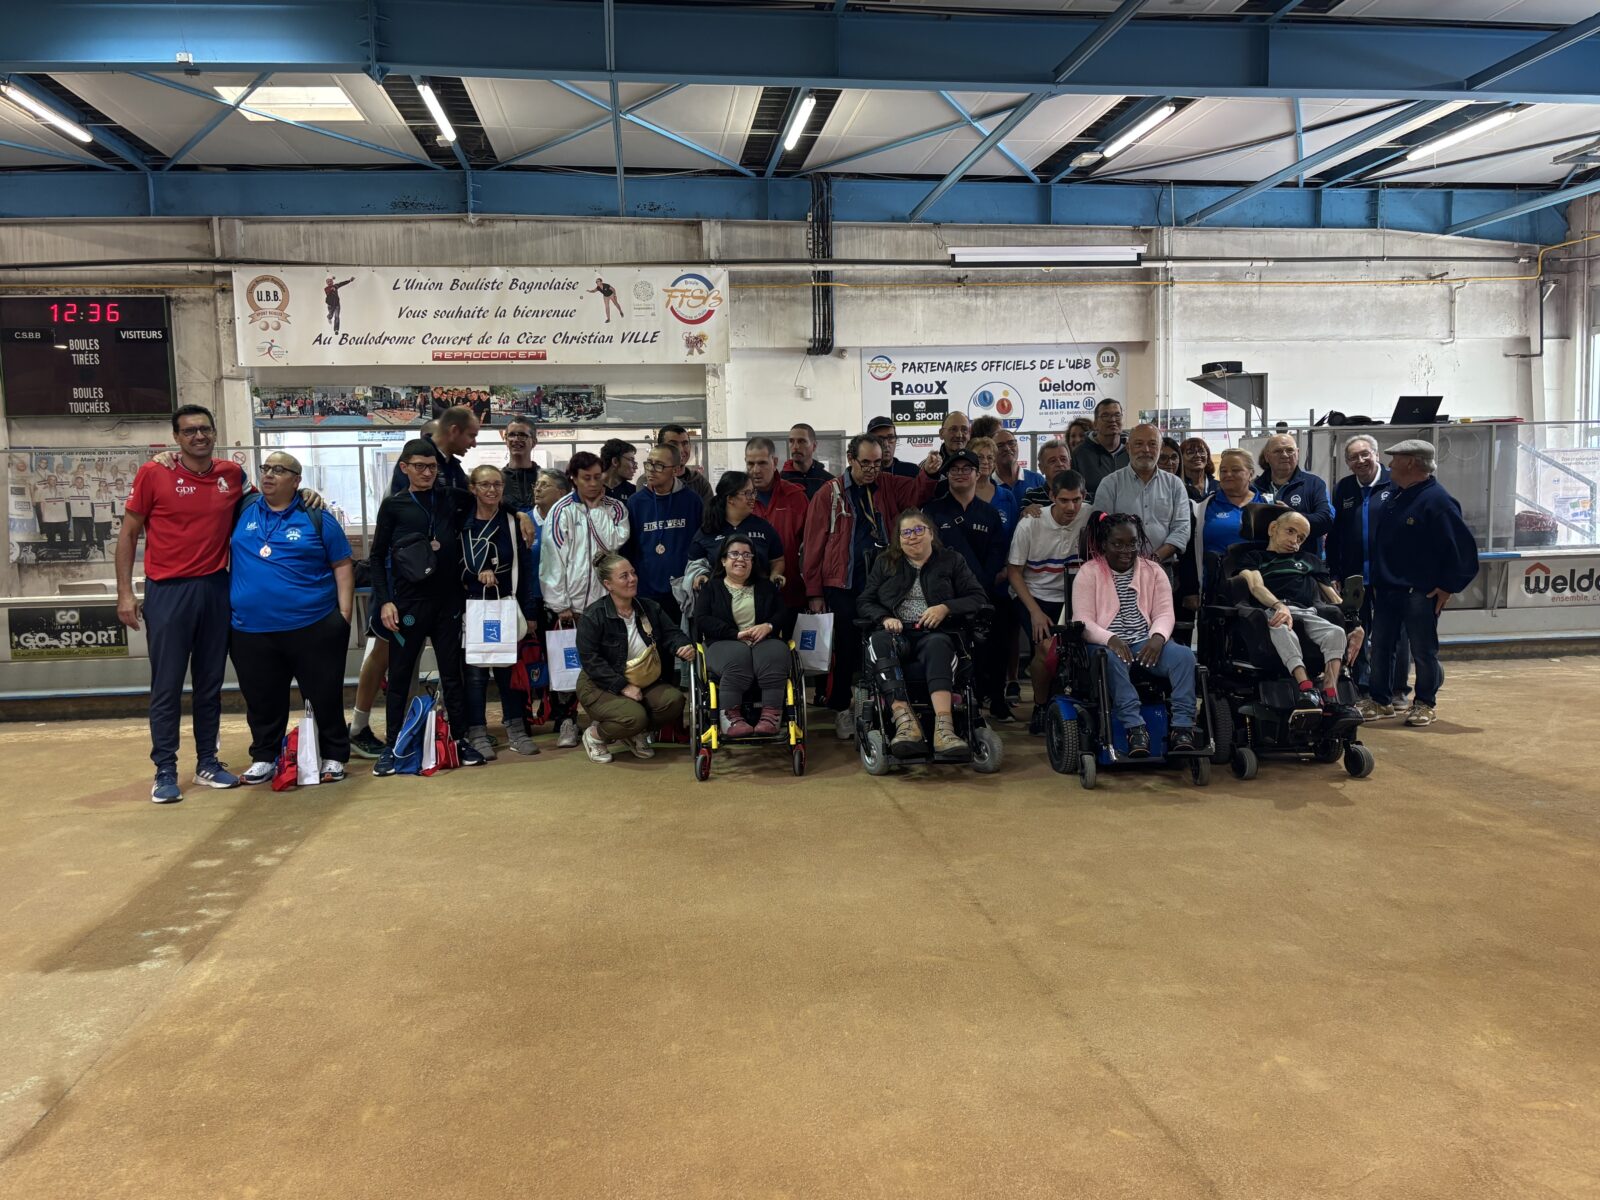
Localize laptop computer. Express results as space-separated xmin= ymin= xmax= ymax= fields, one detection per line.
xmin=1391 ymin=395 xmax=1443 ymax=424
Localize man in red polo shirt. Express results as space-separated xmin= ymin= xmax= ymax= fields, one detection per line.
xmin=743 ymin=436 xmax=809 ymax=617
xmin=118 ymin=405 xmax=246 ymax=803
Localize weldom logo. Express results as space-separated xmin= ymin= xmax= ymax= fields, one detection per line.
xmin=867 ymin=355 xmax=895 ymax=382
xmin=1521 ymin=560 xmax=1600 ymax=604
xmin=968 ymin=381 xmax=1024 ymax=430
xmin=663 ymin=273 xmax=723 ymax=325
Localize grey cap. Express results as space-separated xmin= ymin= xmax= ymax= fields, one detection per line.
xmin=1384 ymin=438 xmax=1436 ymax=469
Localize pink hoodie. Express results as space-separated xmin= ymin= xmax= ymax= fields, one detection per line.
xmin=1071 ymin=556 xmax=1176 ymax=646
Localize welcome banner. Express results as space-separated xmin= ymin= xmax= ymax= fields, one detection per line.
xmin=232 ymin=266 xmax=728 ymax=367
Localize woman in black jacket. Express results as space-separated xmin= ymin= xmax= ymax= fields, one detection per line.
xmin=696 ymin=534 xmax=789 ymax=738
xmin=857 ymin=508 xmax=991 ymax=757
xmin=575 ymin=551 xmax=695 ymax=765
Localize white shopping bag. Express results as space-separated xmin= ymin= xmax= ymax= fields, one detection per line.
xmin=792 ymin=611 xmax=835 ymax=674
xmin=545 ymin=626 xmax=582 ymax=692
xmin=296 ymin=703 xmax=321 ymax=786
xmin=464 ymin=592 xmax=520 ymax=666
xmin=420 ymin=707 xmax=439 ymax=773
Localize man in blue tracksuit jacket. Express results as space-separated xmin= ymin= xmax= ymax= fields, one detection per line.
xmin=1366 ymin=439 xmax=1479 ymax=727
xmin=1328 ymin=433 xmax=1409 ymax=705
xmin=1256 ymin=433 xmax=1334 ymax=555
xmin=626 ymin=445 xmax=704 ymax=625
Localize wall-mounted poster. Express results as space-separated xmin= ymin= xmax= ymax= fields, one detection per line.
xmin=6 ymin=449 xmax=147 ymax=566
xmin=250 ymin=383 xmax=605 ymax=429
xmin=232 ymin=266 xmax=728 ymax=367
xmin=860 ymin=344 xmax=1128 ymax=431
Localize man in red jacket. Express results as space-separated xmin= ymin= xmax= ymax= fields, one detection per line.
xmin=803 ymin=433 xmax=939 ymax=738
xmin=745 ymin=436 xmax=809 ymax=615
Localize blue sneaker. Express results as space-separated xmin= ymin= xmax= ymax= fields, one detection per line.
xmin=372 ymin=748 xmax=398 ymax=777
xmin=193 ymin=760 xmax=241 ymax=789
xmin=151 ymin=771 xmax=183 ymax=804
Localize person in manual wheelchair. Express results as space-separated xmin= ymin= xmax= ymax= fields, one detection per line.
xmin=854 ymin=510 xmax=1002 ymax=773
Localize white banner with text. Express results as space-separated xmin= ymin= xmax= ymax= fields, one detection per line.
xmin=1504 ymin=555 xmax=1600 ymax=608
xmin=232 ymin=266 xmax=728 ymax=367
xmin=860 ymin=344 xmax=1128 ymax=431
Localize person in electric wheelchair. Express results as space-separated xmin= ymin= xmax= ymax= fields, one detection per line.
xmin=696 ymin=535 xmax=791 ymax=739
xmin=1200 ymin=507 xmax=1375 ymax=779
xmin=854 ymin=510 xmax=1000 ymax=769
xmin=1070 ymin=512 xmax=1202 ymax=757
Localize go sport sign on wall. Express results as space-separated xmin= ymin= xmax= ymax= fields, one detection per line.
xmin=231 ymin=266 xmax=729 ymax=367
xmin=860 ymin=345 xmax=1128 ymax=432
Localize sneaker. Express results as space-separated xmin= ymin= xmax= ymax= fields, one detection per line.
xmin=193 ymin=760 xmax=241 ymax=789
xmin=627 ymin=733 xmax=656 ymax=760
xmin=151 ymin=771 xmax=183 ymax=804
xmin=1005 ymin=682 xmax=1022 ymax=704
xmin=1294 ymin=685 xmax=1324 ymax=712
xmin=372 ymin=749 xmax=398 ymax=777
xmin=989 ymin=698 xmax=1017 ymax=724
xmin=582 ymin=723 xmax=613 ymax=764
xmin=1357 ymin=698 xmax=1397 ymax=720
xmin=240 ymin=760 xmax=275 ymax=786
xmin=1126 ymin=725 xmax=1151 ymax=758
xmin=320 ymin=760 xmax=346 ymax=783
xmin=724 ymin=710 xmax=755 ymax=739
xmin=456 ymin=739 xmax=487 ymax=767
xmin=932 ymin=716 xmax=968 ymax=756
xmin=349 ymin=729 xmax=386 ymax=760
xmin=835 ymin=709 xmax=855 ymax=742
xmin=1169 ymin=726 xmax=1197 ymax=752
xmin=504 ymin=719 xmax=540 ymax=756
xmin=1028 ymin=705 xmax=1046 ymax=736
xmin=753 ymin=706 xmax=782 ymax=737
xmin=466 ymin=725 xmax=497 ymax=762
xmin=1404 ymin=703 xmax=1437 ymax=727
xmin=557 ymin=718 xmax=580 ymax=749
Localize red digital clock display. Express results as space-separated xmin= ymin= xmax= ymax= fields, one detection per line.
xmin=0 ymin=296 xmax=175 ymax=418
xmin=48 ymin=302 xmax=123 ymax=324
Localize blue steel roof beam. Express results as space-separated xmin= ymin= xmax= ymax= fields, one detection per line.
xmin=938 ymin=91 xmax=1038 ymax=183
xmin=909 ymin=0 xmax=1153 ymax=221
xmin=161 ymin=70 xmax=270 ymax=170
xmin=1446 ymin=176 xmax=1600 ymax=237
xmin=548 ymin=79 xmax=755 ymax=177
xmin=1260 ymin=0 xmax=1309 ymax=23
xmin=0 ymin=135 xmax=116 ymax=168
xmin=604 ymin=0 xmax=624 ymax=215
xmin=490 ymin=85 xmax=683 ymax=169
xmin=1185 ymin=12 xmax=1600 ymax=226
xmin=1 ymin=73 xmax=149 ymax=170
xmin=1292 ymin=99 xmax=1305 ymax=186
xmin=129 ymin=71 xmax=447 ymax=169
xmin=764 ymin=90 xmax=801 ymax=179
xmin=1364 ymin=126 xmax=1600 ymax=183
xmin=1046 ymin=93 xmax=1171 ymax=185
xmin=1318 ymin=102 xmax=1518 ymax=188
xmin=800 ymin=103 xmax=1019 ymax=175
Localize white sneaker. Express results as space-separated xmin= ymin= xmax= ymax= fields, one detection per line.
xmin=627 ymin=733 xmax=656 ymax=760
xmin=835 ymin=709 xmax=855 ymax=741
xmin=582 ymin=723 xmax=613 ymax=764
xmin=240 ymin=760 xmax=275 ymax=786
xmin=557 ymin=718 xmax=580 ymax=748
xmin=320 ymin=760 xmax=346 ymax=783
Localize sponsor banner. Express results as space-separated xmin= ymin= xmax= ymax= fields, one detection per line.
xmin=1505 ymin=555 xmax=1600 ymax=608
xmin=8 ymin=604 xmax=130 ymax=660
xmin=860 ymin=344 xmax=1127 ymax=432
xmin=232 ymin=266 xmax=728 ymax=367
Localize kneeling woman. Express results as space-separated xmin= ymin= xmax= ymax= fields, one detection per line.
xmin=1071 ymin=512 xmax=1200 ymax=756
xmin=575 ymin=551 xmax=696 ymax=763
xmin=697 ymin=535 xmax=789 ymax=737
xmin=857 ymin=510 xmax=991 ymax=756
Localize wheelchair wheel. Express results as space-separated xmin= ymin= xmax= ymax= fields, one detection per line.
xmin=971 ymin=728 xmax=1003 ymax=774
xmin=1343 ymin=743 xmax=1375 ymax=779
xmin=693 ymin=747 xmax=712 ymax=783
xmin=1209 ymin=700 xmax=1234 ymax=766
xmin=792 ymin=745 xmax=806 ymax=777
xmin=860 ymin=729 xmax=892 ymax=776
xmin=1045 ymin=706 xmax=1079 ymax=775
xmin=1311 ymin=738 xmax=1342 ymax=764
xmin=1079 ymin=753 xmax=1097 ymax=791
xmin=1190 ymin=756 xmax=1211 ymax=787
xmin=1232 ymin=747 xmax=1259 ymax=781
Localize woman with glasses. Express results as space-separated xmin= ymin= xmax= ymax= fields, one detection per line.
xmin=229 ymin=451 xmax=357 ymax=786
xmin=696 ymin=534 xmax=790 ymax=738
xmin=857 ymin=509 xmax=991 ymax=757
xmin=461 ymin=465 xmax=541 ymax=760
xmin=688 ymin=470 xmax=786 ymax=585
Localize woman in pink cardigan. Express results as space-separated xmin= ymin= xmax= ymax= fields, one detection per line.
xmin=1070 ymin=512 xmax=1199 ymax=756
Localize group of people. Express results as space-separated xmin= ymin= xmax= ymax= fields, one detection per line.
xmin=115 ymin=399 xmax=1479 ymax=803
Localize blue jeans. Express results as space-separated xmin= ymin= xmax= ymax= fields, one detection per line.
xmin=1093 ymin=638 xmax=1197 ymax=728
xmin=466 ymin=664 xmax=524 ymax=727
xmin=1353 ymin=588 xmax=1411 ymax=701
xmin=1369 ymin=588 xmax=1442 ymax=707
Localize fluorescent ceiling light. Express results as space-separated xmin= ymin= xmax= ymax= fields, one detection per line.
xmin=416 ymin=83 xmax=456 ymax=143
xmin=1101 ymin=103 xmax=1177 ymax=160
xmin=1404 ymin=108 xmax=1519 ymax=162
xmin=949 ymin=245 xmax=1145 ymax=268
xmin=214 ymin=84 xmax=363 ymax=123
xmin=783 ymin=93 xmax=817 ymax=152
xmin=0 ymin=83 xmax=93 ymax=143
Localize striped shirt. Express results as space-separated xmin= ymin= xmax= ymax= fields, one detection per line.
xmin=1006 ymin=503 xmax=1090 ymax=605
xmin=1107 ymin=567 xmax=1149 ymax=642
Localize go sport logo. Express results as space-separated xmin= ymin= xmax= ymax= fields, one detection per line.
xmin=867 ymin=354 xmax=896 ymax=382
xmin=968 ymin=381 xmax=1024 ymax=430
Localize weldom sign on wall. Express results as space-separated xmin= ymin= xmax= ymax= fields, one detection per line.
xmin=860 ymin=345 xmax=1127 ymax=431
xmin=231 ymin=267 xmax=728 ymax=367
xmin=1506 ymin=556 xmax=1600 ymax=608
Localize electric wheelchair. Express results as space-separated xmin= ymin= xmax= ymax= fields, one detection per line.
xmin=1043 ymin=621 xmax=1218 ymax=790
xmin=852 ymin=619 xmax=1003 ymax=776
xmin=1197 ymin=506 xmax=1374 ymax=781
xmin=684 ymin=618 xmax=808 ymax=782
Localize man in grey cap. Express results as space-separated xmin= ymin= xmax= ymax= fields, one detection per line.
xmin=1362 ymin=439 xmax=1479 ymax=727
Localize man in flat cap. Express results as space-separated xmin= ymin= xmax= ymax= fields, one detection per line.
xmin=1361 ymin=439 xmax=1478 ymax=727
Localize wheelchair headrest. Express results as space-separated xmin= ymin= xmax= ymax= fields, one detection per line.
xmin=1237 ymin=502 xmax=1283 ymax=543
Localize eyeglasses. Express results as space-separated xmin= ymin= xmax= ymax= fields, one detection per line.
xmin=260 ymin=464 xmax=300 ymax=477
xmin=643 ymin=460 xmax=672 ymax=471
xmin=474 ymin=481 xmax=504 ymax=491
xmin=725 ymin=551 xmax=754 ymax=561
xmin=177 ymin=426 xmax=214 ymax=438
xmin=901 ymin=525 xmax=929 ymax=537
xmin=403 ymin=461 xmax=439 ymax=473
xmin=734 ymin=489 xmax=756 ymax=501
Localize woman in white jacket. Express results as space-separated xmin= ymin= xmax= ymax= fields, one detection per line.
xmin=540 ymin=451 xmax=631 ymax=747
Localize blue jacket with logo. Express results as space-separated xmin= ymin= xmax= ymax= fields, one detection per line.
xmin=1370 ymin=476 xmax=1479 ymax=594
xmin=1254 ymin=466 xmax=1334 ymax=552
xmin=626 ymin=486 xmax=703 ymax=597
xmin=1327 ymin=466 xmax=1396 ymax=584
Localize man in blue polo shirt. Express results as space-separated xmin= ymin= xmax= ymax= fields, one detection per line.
xmin=1329 ymin=433 xmax=1410 ymax=707
xmin=1255 ymin=433 xmax=1334 ymax=555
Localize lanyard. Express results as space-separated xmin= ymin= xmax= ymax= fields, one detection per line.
xmin=408 ymin=489 xmax=437 ymax=543
xmin=464 ymin=513 xmax=502 ymax=576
